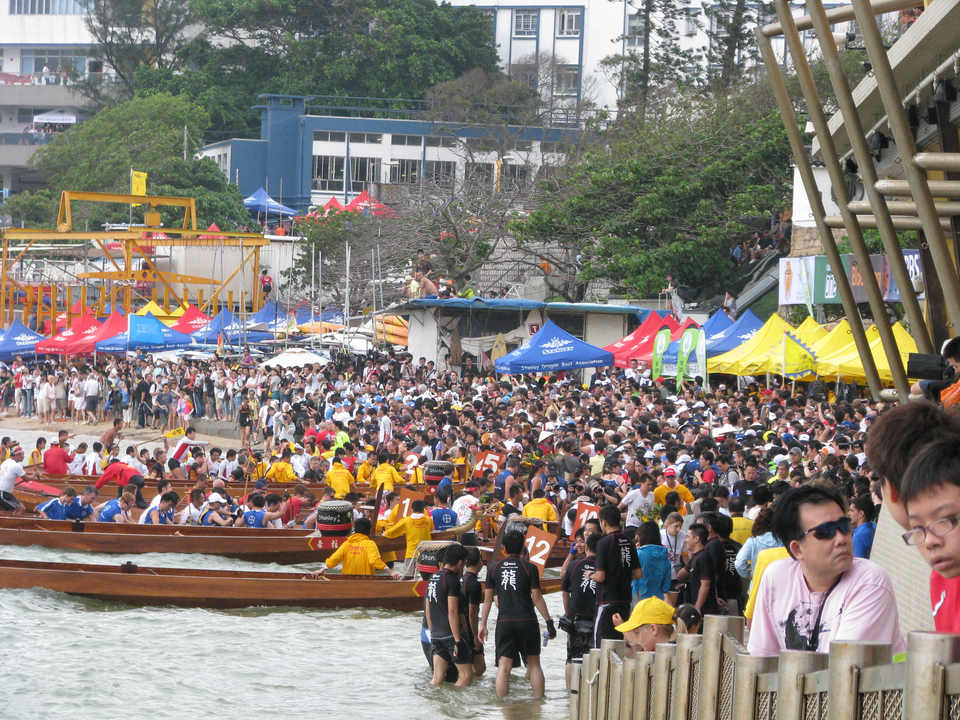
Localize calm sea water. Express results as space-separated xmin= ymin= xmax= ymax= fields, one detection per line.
xmin=0 ymin=545 xmax=570 ymax=720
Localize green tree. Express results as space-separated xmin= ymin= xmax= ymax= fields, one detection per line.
xmin=600 ymin=0 xmax=704 ymax=120
xmin=515 ymin=83 xmax=792 ymax=300
xmin=705 ymin=0 xmax=771 ymax=89
xmin=82 ymin=0 xmax=196 ymax=101
xmin=29 ymin=93 xmax=246 ymax=228
xmin=0 ymin=189 xmax=59 ymax=228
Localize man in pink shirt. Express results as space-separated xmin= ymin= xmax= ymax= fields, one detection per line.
xmin=748 ymin=484 xmax=905 ymax=656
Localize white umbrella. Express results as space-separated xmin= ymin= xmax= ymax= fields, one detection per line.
xmin=259 ymin=347 xmax=330 ymax=368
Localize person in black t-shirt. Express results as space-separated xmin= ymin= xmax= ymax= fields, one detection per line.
xmin=561 ymin=532 xmax=598 ymax=688
xmin=590 ymin=504 xmax=642 ymax=647
xmin=480 ymin=531 xmax=556 ymax=699
xmin=460 ymin=547 xmax=486 ymax=677
xmin=677 ymin=523 xmax=720 ymax=614
xmin=425 ymin=543 xmax=473 ymax=687
xmin=699 ymin=512 xmax=743 ymax=614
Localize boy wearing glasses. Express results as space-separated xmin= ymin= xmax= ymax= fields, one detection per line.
xmin=747 ymin=485 xmax=905 ymax=656
xmin=901 ymin=437 xmax=960 ymax=633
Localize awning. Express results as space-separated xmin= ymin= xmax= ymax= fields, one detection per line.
xmin=33 ymin=109 xmax=77 ymax=124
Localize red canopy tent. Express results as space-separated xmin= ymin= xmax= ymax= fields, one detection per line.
xmin=199 ymin=223 xmax=225 ymax=240
xmin=323 ymin=197 xmax=344 ymax=213
xmin=605 ymin=313 xmax=679 ymax=368
xmin=345 ymin=190 xmax=396 ymax=218
xmin=57 ymin=310 xmax=127 ymax=355
xmin=170 ymin=305 xmax=211 ymax=335
xmin=36 ymin=312 xmax=102 ymax=354
xmin=617 ymin=316 xmax=700 ymax=367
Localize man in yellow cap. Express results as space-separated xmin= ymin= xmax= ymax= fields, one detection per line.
xmin=612 ymin=597 xmax=676 ymax=657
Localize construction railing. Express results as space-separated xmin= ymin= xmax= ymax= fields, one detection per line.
xmin=569 ymin=617 xmax=960 ymax=720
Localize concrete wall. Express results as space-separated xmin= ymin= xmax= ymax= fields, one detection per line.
xmin=407 ymin=308 xmax=440 ymax=365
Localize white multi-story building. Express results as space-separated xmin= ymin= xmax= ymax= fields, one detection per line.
xmin=0 ymin=0 xmax=98 ymax=195
xmin=446 ymin=0 xmax=853 ymax=113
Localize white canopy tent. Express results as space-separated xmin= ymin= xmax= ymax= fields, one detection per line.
xmin=33 ymin=108 xmax=77 ymax=124
xmin=260 ymin=347 xmax=330 ymax=368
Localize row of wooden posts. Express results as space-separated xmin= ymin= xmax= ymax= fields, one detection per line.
xmin=0 ymin=283 xmax=262 ymax=334
xmin=570 ymin=615 xmax=960 ymax=720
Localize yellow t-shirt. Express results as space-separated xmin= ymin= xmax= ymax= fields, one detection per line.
xmin=521 ymin=497 xmax=559 ymax=523
xmin=384 ymin=513 xmax=435 ymax=558
xmin=324 ymin=533 xmax=387 ymax=575
xmin=730 ymin=516 xmax=754 ymax=546
xmin=355 ymin=461 xmax=374 ymax=486
xmin=325 ymin=465 xmax=355 ymax=498
xmin=371 ymin=463 xmax=403 ymax=492
xmin=654 ymin=483 xmax=695 ymax=512
xmin=744 ymin=547 xmax=791 ymax=620
xmin=265 ymin=461 xmax=296 ymax=484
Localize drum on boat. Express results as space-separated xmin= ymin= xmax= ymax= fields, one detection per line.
xmin=313 ymin=500 xmax=354 ymax=536
xmin=414 ymin=540 xmax=457 ymax=579
xmin=422 ymin=461 xmax=454 ymax=494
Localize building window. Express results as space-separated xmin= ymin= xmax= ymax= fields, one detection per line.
xmin=557 ymin=8 xmax=581 ymax=36
xmin=510 ymin=63 xmax=539 ymax=90
xmin=465 ymin=162 xmax=495 ymax=187
xmin=710 ymin=11 xmax=730 ymax=38
xmin=20 ymin=48 xmax=88 ymax=75
xmin=425 ymin=135 xmax=457 ymax=147
xmin=515 ymin=140 xmax=533 ymax=152
xmin=389 ymin=158 xmax=421 ymax=184
xmin=390 ymin=134 xmax=423 ymax=146
xmin=352 ymin=133 xmax=382 ymax=144
xmin=350 ymin=157 xmax=381 ymax=192
xmin=312 ymin=155 xmax=345 ymax=192
xmin=627 ymin=13 xmax=646 ymax=47
xmin=554 ymin=66 xmax=579 ymax=97
xmin=9 ymin=0 xmax=85 ymax=14
xmin=424 ymin=160 xmax=456 ymax=188
xmin=513 ymin=9 xmax=538 ymax=37
xmin=313 ymin=131 xmax=346 ymax=143
xmin=501 ymin=163 xmax=529 ymax=191
xmin=684 ymin=8 xmax=699 ymax=36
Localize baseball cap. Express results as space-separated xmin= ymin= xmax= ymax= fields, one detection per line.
xmin=615 ymin=597 xmax=676 ymax=632
xmin=663 ymin=467 xmax=677 ymax=478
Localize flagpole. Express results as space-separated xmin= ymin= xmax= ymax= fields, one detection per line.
xmin=129 ymin=167 xmax=133 ymax=226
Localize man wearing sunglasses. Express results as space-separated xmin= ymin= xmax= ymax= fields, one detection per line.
xmin=747 ymin=485 xmax=905 ymax=657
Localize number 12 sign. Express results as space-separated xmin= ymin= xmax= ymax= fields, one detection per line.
xmin=524 ymin=525 xmax=558 ymax=571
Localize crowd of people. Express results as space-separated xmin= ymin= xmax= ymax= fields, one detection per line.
xmin=0 ymin=328 xmax=958 ymax=700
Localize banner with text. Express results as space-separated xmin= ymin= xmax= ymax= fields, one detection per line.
xmin=780 ymin=251 xmax=924 ymax=305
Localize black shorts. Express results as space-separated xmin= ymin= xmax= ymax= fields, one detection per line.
xmin=0 ymin=490 xmax=21 ymax=511
xmin=432 ymin=636 xmax=472 ymax=665
xmin=84 ymin=396 xmax=98 ymax=412
xmin=593 ymin=603 xmax=630 ymax=648
xmin=566 ymin=626 xmax=593 ymax=663
xmin=495 ymin=620 xmax=541 ymax=664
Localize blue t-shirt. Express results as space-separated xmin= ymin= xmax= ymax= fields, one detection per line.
xmin=38 ymin=498 xmax=69 ymax=520
xmin=853 ymin=521 xmax=876 ymax=559
xmin=143 ymin=507 xmax=174 ymax=525
xmin=633 ymin=544 xmax=672 ymax=600
xmin=66 ymin=497 xmax=94 ymax=521
xmin=430 ymin=506 xmax=459 ymax=531
xmin=97 ymin=498 xmax=124 ymax=523
xmin=244 ymin=509 xmax=266 ymax=528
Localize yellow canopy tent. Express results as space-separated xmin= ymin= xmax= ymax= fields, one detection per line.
xmin=710 ymin=314 xmax=793 ymax=375
xmin=737 ymin=316 xmax=827 ymax=376
xmin=819 ymin=322 xmax=917 ymax=384
xmin=808 ymin=318 xmax=854 ymax=361
xmin=298 ymin=321 xmax=344 ymax=335
xmin=135 ymin=300 xmax=185 ymax=326
xmin=816 ymin=325 xmax=878 ymax=378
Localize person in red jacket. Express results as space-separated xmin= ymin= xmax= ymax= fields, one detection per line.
xmin=95 ymin=460 xmax=148 ymax=509
xmin=43 ymin=443 xmax=74 ymax=475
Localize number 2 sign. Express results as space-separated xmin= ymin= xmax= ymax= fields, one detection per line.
xmin=524 ymin=525 xmax=558 ymax=571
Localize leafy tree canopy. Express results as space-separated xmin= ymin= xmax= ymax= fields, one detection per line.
xmin=515 ymin=82 xmax=792 ymax=299
xmin=29 ymin=93 xmax=246 ymax=228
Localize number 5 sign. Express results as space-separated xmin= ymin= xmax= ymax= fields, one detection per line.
xmin=571 ymin=502 xmax=600 ymax=536
xmin=524 ymin=525 xmax=558 ymax=571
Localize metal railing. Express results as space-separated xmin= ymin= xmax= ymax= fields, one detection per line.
xmin=569 ymin=618 xmax=960 ymax=720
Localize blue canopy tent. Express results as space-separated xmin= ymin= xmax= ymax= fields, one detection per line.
xmin=662 ymin=310 xmax=733 ymax=365
xmin=96 ymin=313 xmax=194 ymax=353
xmin=0 ymin=320 xmax=43 ymax=361
xmin=495 ymin=319 xmax=614 ymax=374
xmin=190 ymin=309 xmax=236 ymax=344
xmin=243 ymin=187 xmax=296 ymax=218
xmin=703 ymin=309 xmax=763 ymax=357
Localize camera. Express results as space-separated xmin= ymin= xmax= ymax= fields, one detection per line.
xmin=907 ymin=353 xmax=955 ymax=381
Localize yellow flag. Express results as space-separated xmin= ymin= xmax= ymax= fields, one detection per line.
xmin=131 ymin=170 xmax=147 ymax=196
xmin=164 ymin=426 xmax=185 ymax=439
xmin=782 ymin=331 xmax=817 ymax=378
xmin=491 ymin=332 xmax=507 ymax=361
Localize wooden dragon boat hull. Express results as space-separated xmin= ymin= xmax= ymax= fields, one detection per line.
xmin=0 ymin=558 xmax=563 ymax=610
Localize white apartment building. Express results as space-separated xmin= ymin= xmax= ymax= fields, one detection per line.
xmin=446 ymin=0 xmax=852 ymax=113
xmin=0 ymin=0 xmax=98 ymax=196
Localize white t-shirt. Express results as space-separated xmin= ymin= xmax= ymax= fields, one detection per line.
xmin=748 ymin=557 xmax=905 ymax=656
xmin=621 ymin=487 xmax=655 ymax=527
xmin=0 ymin=458 xmax=24 ymax=493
